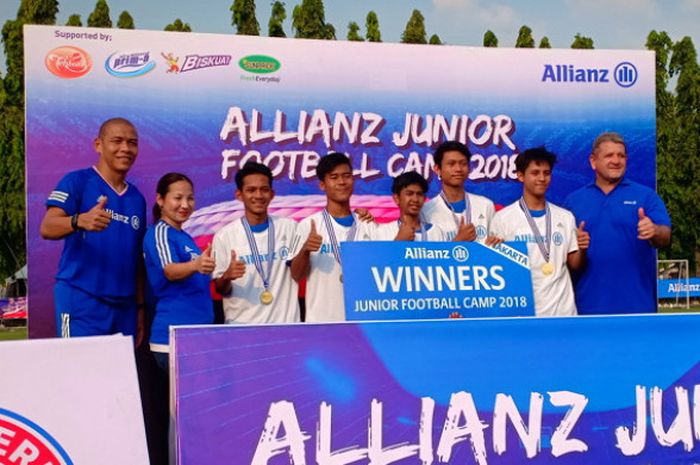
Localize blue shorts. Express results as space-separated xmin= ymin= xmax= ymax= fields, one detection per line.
xmin=54 ymin=281 xmax=137 ymax=337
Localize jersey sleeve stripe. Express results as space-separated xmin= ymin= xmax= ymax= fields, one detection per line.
xmin=48 ymin=191 xmax=69 ymax=202
xmin=155 ymin=222 xmax=173 ymax=267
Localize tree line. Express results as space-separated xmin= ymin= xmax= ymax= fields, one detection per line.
xmin=1 ymin=0 xmax=698 ymax=278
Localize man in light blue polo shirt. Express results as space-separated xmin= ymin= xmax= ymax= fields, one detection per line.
xmin=564 ymin=132 xmax=671 ymax=314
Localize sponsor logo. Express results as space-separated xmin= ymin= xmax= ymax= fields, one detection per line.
xmin=105 ymin=51 xmax=155 ymax=78
xmin=542 ymin=64 xmax=609 ymax=83
xmin=666 ymin=283 xmax=700 ymax=293
xmin=279 ymin=246 xmax=290 ymax=260
xmin=238 ymin=55 xmax=281 ymax=74
xmin=161 ymin=52 xmax=180 ymax=73
xmin=553 ymin=231 xmax=564 ymax=246
xmin=182 ymin=54 xmax=231 ymax=73
xmin=0 ymin=408 xmax=73 ymax=465
xmin=541 ymin=61 xmax=639 ymax=88
xmin=623 ymin=200 xmax=638 ymax=205
xmin=45 ymin=46 xmax=92 ymax=79
xmin=476 ymin=225 xmax=487 ymax=239
xmin=131 ymin=215 xmax=141 ymax=230
xmin=161 ymin=53 xmax=232 ymax=74
xmin=614 ymin=62 xmax=638 ymax=88
xmin=451 ymin=245 xmax=469 ymax=262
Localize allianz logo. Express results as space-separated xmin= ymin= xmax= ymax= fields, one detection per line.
xmin=541 ymin=61 xmax=638 ymax=88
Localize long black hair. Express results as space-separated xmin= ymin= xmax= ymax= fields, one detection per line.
xmin=153 ymin=172 xmax=194 ymax=222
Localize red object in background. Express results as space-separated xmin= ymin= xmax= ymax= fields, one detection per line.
xmin=45 ymin=46 xmax=92 ymax=79
xmin=1 ymin=297 xmax=28 ymax=321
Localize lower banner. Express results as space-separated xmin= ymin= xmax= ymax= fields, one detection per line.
xmin=341 ymin=241 xmax=535 ymax=320
xmin=173 ymin=314 xmax=700 ymax=464
xmin=0 ymin=335 xmax=149 ymax=464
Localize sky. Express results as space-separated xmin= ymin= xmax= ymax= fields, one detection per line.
xmin=1 ymin=0 xmax=700 ymax=73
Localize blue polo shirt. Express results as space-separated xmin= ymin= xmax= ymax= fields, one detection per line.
xmin=144 ymin=220 xmax=213 ymax=346
xmin=564 ymin=179 xmax=670 ymax=314
xmin=46 ymin=167 xmax=146 ymax=302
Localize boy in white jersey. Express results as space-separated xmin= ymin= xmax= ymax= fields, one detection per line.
xmin=490 ymin=147 xmax=589 ymax=316
xmin=422 ymin=140 xmax=496 ymax=242
xmin=212 ymin=162 xmax=300 ymax=324
xmin=289 ymin=153 xmax=375 ymax=322
xmin=374 ymin=171 xmax=447 ymax=241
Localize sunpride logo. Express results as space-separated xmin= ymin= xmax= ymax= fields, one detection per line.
xmin=239 ymin=55 xmax=281 ymax=74
xmin=541 ymin=61 xmax=638 ymax=88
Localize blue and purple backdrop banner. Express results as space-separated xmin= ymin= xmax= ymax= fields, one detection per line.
xmin=173 ymin=314 xmax=700 ymax=464
xmin=341 ymin=241 xmax=535 ymax=320
xmin=24 ymin=26 xmax=655 ymax=336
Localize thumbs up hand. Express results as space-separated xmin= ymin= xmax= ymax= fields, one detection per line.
xmin=637 ymin=207 xmax=656 ymax=240
xmin=79 ymin=195 xmax=112 ymax=231
xmin=576 ymin=221 xmax=590 ymax=250
xmin=302 ymin=219 xmax=323 ymax=253
xmin=223 ymin=250 xmax=247 ymax=281
xmin=454 ymin=216 xmax=477 ymax=242
xmin=395 ymin=217 xmax=416 ymax=241
xmin=196 ymin=243 xmax=216 ymax=274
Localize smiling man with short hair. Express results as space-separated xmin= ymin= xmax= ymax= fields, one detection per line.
xmin=564 ymin=132 xmax=671 ymax=314
xmin=40 ymin=117 xmax=147 ymax=339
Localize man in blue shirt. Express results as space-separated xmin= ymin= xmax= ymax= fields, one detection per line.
xmin=564 ymin=132 xmax=671 ymax=314
xmin=40 ymin=118 xmax=147 ymax=339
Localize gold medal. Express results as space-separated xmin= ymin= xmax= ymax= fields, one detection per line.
xmin=541 ymin=262 xmax=554 ymax=276
xmin=260 ymin=290 xmax=274 ymax=305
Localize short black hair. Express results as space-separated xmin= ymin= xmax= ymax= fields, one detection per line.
xmin=98 ymin=117 xmax=136 ymax=139
xmin=316 ymin=152 xmax=352 ymax=181
xmin=392 ymin=171 xmax=428 ymax=196
xmin=433 ymin=140 xmax=471 ymax=166
xmin=515 ymin=147 xmax=557 ymax=173
xmin=235 ymin=161 xmax=273 ymax=190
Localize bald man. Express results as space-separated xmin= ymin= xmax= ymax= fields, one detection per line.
xmin=41 ymin=117 xmax=147 ymax=338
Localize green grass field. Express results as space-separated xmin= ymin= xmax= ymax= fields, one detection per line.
xmin=659 ymin=305 xmax=700 ymax=314
xmin=0 ymin=326 xmax=28 ymax=341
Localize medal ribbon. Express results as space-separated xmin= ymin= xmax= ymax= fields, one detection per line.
xmin=322 ymin=210 xmax=358 ymax=267
xmin=440 ymin=190 xmax=471 ymax=227
xmin=518 ymin=197 xmax=551 ymax=263
xmin=241 ymin=217 xmax=275 ymax=290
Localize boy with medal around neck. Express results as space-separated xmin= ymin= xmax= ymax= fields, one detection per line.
xmin=373 ymin=171 xmax=447 ymax=241
xmin=490 ymin=147 xmax=589 ymax=317
xmin=289 ymin=153 xmax=376 ymax=322
xmin=212 ymin=162 xmax=300 ymax=324
xmin=422 ymin=140 xmax=496 ymax=242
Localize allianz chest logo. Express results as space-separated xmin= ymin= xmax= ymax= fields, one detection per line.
xmin=241 ymin=246 xmax=290 ymax=264
xmin=541 ymin=61 xmax=638 ymax=88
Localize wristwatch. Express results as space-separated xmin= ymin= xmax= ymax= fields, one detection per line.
xmin=70 ymin=213 xmax=81 ymax=231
